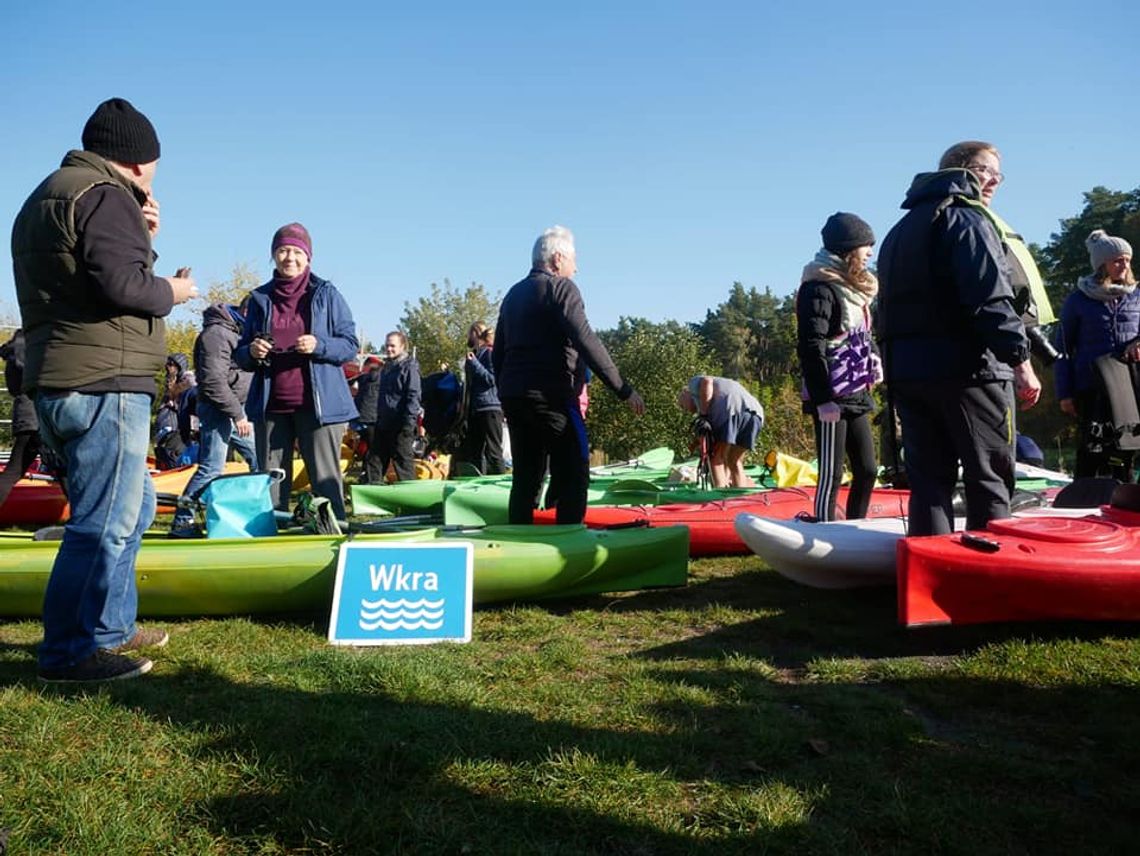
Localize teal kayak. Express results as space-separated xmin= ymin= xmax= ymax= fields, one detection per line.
xmin=0 ymin=524 xmax=689 ymax=617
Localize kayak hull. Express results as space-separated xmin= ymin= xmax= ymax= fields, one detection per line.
xmin=899 ymin=506 xmax=1140 ymax=627
xmin=0 ymin=461 xmax=249 ymax=526
xmin=0 ymin=524 xmax=689 ymax=617
xmin=734 ymin=514 xmax=907 ymax=588
xmin=536 ymin=486 xmax=911 ymax=556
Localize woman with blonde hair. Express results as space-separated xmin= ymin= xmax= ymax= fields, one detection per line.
xmin=796 ymin=212 xmax=880 ymax=521
xmin=1055 ymin=229 xmax=1140 ymax=480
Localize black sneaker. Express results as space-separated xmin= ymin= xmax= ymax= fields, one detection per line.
xmin=108 ymin=627 xmax=169 ymax=653
xmin=38 ymin=650 xmax=153 ymax=683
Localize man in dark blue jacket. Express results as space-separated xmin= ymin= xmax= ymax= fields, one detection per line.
xmin=493 ymin=225 xmax=645 ymax=524
xmin=878 ymin=141 xmax=1041 ymax=535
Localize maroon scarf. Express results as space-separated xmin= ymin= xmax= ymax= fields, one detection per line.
xmin=266 ymin=267 xmax=313 ymax=413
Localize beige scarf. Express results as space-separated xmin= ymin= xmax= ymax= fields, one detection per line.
xmin=800 ymin=249 xmax=878 ymax=299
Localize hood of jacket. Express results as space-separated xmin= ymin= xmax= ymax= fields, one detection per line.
xmin=202 ymin=302 xmax=244 ymax=333
xmin=901 ymin=168 xmax=983 ymax=210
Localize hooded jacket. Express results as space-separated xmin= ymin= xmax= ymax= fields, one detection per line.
xmin=877 ymin=170 xmax=1029 ymax=384
xmin=193 ymin=303 xmax=253 ymax=423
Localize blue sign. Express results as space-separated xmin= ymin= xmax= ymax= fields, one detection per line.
xmin=328 ymin=542 xmax=474 ymax=645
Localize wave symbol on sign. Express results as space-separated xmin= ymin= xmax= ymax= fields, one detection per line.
xmin=359 ymin=597 xmax=445 ymax=631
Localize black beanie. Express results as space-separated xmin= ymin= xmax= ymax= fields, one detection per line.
xmin=821 ymin=212 xmax=875 ymax=255
xmin=81 ymin=98 xmax=161 ymax=164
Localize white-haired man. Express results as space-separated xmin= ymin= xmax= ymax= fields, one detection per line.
xmin=493 ymin=226 xmax=645 ymax=524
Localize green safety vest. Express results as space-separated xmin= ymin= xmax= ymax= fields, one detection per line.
xmin=956 ymin=196 xmax=1056 ymax=325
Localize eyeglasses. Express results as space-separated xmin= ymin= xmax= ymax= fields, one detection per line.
xmin=967 ymin=162 xmax=1004 ymax=185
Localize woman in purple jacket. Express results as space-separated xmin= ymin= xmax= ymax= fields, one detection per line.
xmin=1055 ymin=229 xmax=1140 ymax=481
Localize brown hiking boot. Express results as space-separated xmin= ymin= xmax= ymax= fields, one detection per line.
xmin=108 ymin=627 xmax=169 ymax=653
xmin=38 ymin=650 xmax=153 ymax=683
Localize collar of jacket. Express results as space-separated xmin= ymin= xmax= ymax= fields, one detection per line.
xmin=60 ymin=149 xmax=148 ymax=206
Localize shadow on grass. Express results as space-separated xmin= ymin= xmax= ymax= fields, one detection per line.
xmin=3 ymin=560 xmax=1140 ymax=853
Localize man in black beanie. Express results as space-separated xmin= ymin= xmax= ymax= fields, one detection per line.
xmin=11 ymin=97 xmax=198 ymax=682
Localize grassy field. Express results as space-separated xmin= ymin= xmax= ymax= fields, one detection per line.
xmin=2 ymin=552 xmax=1138 ymax=854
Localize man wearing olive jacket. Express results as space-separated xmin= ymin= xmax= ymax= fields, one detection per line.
xmin=11 ymin=98 xmax=197 ymax=682
xmin=493 ymin=225 xmax=645 ymax=524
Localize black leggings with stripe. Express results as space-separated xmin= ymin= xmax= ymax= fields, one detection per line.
xmin=812 ymin=411 xmax=877 ymax=521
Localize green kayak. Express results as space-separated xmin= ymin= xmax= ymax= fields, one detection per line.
xmin=441 ymin=480 xmax=778 ymax=526
xmin=0 ymin=524 xmax=689 ymax=617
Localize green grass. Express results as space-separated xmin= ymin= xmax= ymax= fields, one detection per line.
xmin=2 ymin=553 xmax=1139 ymax=854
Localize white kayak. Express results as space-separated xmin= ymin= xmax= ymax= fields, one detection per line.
xmin=734 ymin=507 xmax=1095 ymax=590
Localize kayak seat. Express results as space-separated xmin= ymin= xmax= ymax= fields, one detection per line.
xmin=1110 ymin=482 xmax=1140 ymax=512
xmin=1053 ymin=477 xmax=1120 ymax=509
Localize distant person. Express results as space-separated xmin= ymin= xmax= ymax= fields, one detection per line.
xmin=494 ymin=225 xmax=645 ymax=524
xmin=0 ymin=328 xmax=42 ymax=508
xmin=878 ymin=140 xmax=1041 ymax=536
xmin=796 ymin=212 xmax=880 ymax=521
xmin=371 ymin=331 xmax=423 ymax=482
xmin=353 ymin=355 xmax=384 ymax=480
xmin=170 ymin=299 xmax=259 ymax=535
xmin=455 ymin=321 xmax=506 ymax=475
xmin=12 ymin=97 xmax=197 ymax=681
xmin=154 ymin=352 xmax=195 ymax=469
xmin=1055 ymin=230 xmax=1140 ymax=481
xmin=676 ymin=375 xmax=764 ymax=488
xmin=236 ymin=223 xmax=359 ymax=521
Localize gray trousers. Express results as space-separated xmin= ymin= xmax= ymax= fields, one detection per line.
xmin=258 ymin=410 xmax=347 ymax=521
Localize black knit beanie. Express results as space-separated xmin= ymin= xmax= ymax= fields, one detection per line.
xmin=821 ymin=212 xmax=875 ymax=255
xmin=81 ymin=98 xmax=161 ymax=164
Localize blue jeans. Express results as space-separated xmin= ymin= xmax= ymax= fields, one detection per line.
xmin=35 ymin=391 xmax=156 ymax=668
xmin=173 ymin=399 xmax=258 ymax=528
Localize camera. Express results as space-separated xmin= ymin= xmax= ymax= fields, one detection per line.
xmin=1026 ymin=324 xmax=1060 ymax=366
xmin=253 ymin=333 xmax=275 ymax=368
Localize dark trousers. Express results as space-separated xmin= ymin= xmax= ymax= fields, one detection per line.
xmin=458 ymin=409 xmax=507 ymax=475
xmin=371 ymin=422 xmax=416 ymax=482
xmin=894 ymin=380 xmax=1015 ymax=536
xmin=1075 ymin=389 xmax=1136 ymax=482
xmin=0 ymin=430 xmax=42 ymax=508
xmin=502 ymin=392 xmax=588 ymax=524
xmin=812 ymin=411 xmax=877 ymax=521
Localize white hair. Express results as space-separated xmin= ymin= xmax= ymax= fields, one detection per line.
xmin=532 ymin=225 xmax=575 ymax=269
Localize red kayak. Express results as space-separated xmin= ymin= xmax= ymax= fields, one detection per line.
xmin=0 ymin=463 xmax=246 ymax=527
xmin=899 ymin=504 xmax=1140 ymax=627
xmin=535 ymin=486 xmax=910 ymax=556
xmin=0 ymin=478 xmax=70 ymax=526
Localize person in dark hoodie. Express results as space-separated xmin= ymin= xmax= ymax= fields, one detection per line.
xmin=493 ymin=225 xmax=645 ymax=525
xmin=0 ymin=328 xmax=43 ymax=508
xmin=235 ymin=223 xmax=359 ymax=521
xmin=371 ymin=330 xmax=423 ymax=482
xmin=877 ymin=141 xmax=1042 ymax=536
xmin=11 ymin=97 xmax=197 ymax=682
xmin=796 ymin=212 xmax=881 ymax=522
xmin=170 ymin=299 xmax=258 ymax=534
xmin=154 ymin=352 xmax=195 ymax=469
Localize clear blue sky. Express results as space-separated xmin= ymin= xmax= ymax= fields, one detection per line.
xmin=3 ymin=1 xmax=1138 ymax=348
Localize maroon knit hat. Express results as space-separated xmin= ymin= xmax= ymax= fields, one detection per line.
xmin=271 ymin=223 xmax=312 ymax=259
